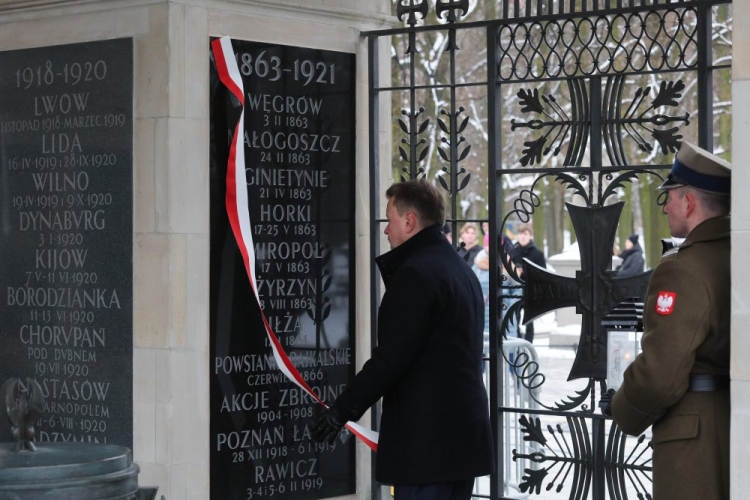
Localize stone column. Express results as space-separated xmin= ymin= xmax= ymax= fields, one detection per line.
xmin=732 ymin=2 xmax=750 ymax=498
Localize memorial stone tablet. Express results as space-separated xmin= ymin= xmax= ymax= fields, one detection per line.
xmin=209 ymin=39 xmax=356 ymax=499
xmin=0 ymin=39 xmax=134 ymax=447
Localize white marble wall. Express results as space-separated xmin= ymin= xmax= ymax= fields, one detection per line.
xmin=732 ymin=2 xmax=750 ymax=498
xmin=0 ymin=1 xmax=390 ymax=499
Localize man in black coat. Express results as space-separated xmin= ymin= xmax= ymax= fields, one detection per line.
xmin=312 ymin=180 xmax=493 ymax=499
xmin=514 ymin=223 xmax=546 ymax=343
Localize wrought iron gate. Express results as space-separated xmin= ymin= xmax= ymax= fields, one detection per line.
xmin=365 ymin=1 xmax=731 ymax=498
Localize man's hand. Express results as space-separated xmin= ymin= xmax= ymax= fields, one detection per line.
xmin=311 ymin=405 xmax=348 ymax=445
xmin=311 ymin=391 xmax=364 ymax=445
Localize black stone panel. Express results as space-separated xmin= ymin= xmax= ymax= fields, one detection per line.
xmin=0 ymin=38 xmax=134 ymax=447
xmin=209 ymin=39 xmax=357 ymax=500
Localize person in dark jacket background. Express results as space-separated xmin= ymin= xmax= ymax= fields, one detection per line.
xmin=311 ymin=180 xmax=493 ymax=500
xmin=616 ymin=234 xmax=645 ymax=278
xmin=513 ymin=223 xmax=546 ymax=343
xmin=458 ymin=222 xmax=482 ymax=264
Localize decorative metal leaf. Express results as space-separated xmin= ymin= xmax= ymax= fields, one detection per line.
xmin=517 ymin=88 xmax=545 ymax=114
xmin=458 ymin=115 xmax=470 ymax=133
xmin=400 ymin=174 xmax=407 ymax=182
xmin=458 ymin=173 xmax=471 ymax=192
xmin=437 ymin=147 xmax=450 ymax=162
xmin=417 ymin=146 xmax=429 ymax=162
xmin=652 ymin=127 xmax=682 ymax=155
xmin=321 ymin=299 xmax=331 ymax=323
xmin=320 ymin=245 xmax=332 ymax=266
xmin=437 ymin=117 xmax=449 ymax=133
xmin=554 ymin=173 xmax=590 ymax=205
xmin=321 ymin=271 xmax=332 ymax=292
xmin=601 ymin=170 xmax=640 ymax=205
xmin=418 ymin=118 xmax=430 ymax=134
xmin=399 ymin=146 xmax=409 ymax=162
xmin=398 ymin=118 xmax=409 ymax=134
xmin=437 ymin=174 xmax=450 ymax=192
xmin=520 ymin=137 xmax=546 ymax=166
xmin=501 ymin=300 xmax=525 ymax=340
xmin=458 ymin=145 xmax=471 ymax=161
xmin=519 ymin=468 xmax=548 ymax=495
xmin=553 ymin=380 xmax=593 ymax=411
xmin=519 ymin=415 xmax=547 ymax=446
xmin=651 ymin=80 xmax=685 ymax=109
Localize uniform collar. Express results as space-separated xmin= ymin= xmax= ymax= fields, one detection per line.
xmin=681 ymin=215 xmax=730 ymax=250
xmin=375 ymin=223 xmax=445 ymax=287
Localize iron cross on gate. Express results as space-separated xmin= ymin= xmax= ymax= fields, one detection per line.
xmin=521 ymin=202 xmax=652 ymax=381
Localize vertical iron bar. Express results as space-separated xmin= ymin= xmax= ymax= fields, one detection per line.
xmin=697 ymin=2 xmax=713 ymax=150
xmin=450 ymin=35 xmax=458 ymax=241
xmin=590 ymin=76 xmax=603 ymax=170
xmin=367 ymin=34 xmax=382 ymax=500
xmin=409 ymin=31 xmax=418 ymax=178
xmin=487 ymin=24 xmax=505 ymax=500
xmin=592 ymin=418 xmax=607 ymax=500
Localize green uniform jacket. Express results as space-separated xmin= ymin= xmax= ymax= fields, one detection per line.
xmin=612 ymin=215 xmax=730 ymax=500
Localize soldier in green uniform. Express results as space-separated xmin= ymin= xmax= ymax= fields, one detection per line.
xmin=608 ymin=142 xmax=731 ymax=499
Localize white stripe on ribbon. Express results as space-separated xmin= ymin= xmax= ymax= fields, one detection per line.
xmin=211 ymin=36 xmax=378 ymax=452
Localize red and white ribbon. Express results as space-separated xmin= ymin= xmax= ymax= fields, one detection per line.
xmin=211 ymin=37 xmax=378 ymax=452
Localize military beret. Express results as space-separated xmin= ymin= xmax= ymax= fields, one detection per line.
xmin=658 ymin=142 xmax=731 ymax=195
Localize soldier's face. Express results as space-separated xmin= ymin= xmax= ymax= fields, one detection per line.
xmin=663 ymin=188 xmax=689 ymax=238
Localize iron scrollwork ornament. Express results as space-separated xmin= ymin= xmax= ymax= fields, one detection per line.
xmin=511 ymin=80 xmax=589 ymax=167
xmin=604 ymin=77 xmax=689 ymax=166
xmin=512 ymin=77 xmax=688 ymax=168
xmin=513 ymin=415 xmax=652 ymax=498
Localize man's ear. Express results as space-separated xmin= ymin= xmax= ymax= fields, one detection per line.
xmin=405 ymin=212 xmax=419 ymax=233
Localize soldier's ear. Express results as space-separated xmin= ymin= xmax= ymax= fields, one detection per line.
xmin=683 ymin=190 xmax=698 ymax=217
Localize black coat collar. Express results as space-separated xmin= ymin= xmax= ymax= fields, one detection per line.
xmin=375 ymin=223 xmax=445 ymax=287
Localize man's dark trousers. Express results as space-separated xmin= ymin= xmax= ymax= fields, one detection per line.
xmin=394 ymin=479 xmax=475 ymax=500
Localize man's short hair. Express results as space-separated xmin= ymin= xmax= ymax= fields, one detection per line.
xmin=678 ymin=186 xmax=731 ymax=217
xmin=386 ymin=180 xmax=445 ymax=227
xmin=460 ymin=222 xmax=478 ymax=235
xmin=517 ymin=223 xmax=533 ymax=235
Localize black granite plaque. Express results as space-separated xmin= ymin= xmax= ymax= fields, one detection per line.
xmin=0 ymin=39 xmax=133 ymax=447
xmin=209 ymin=39 xmax=356 ymax=499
